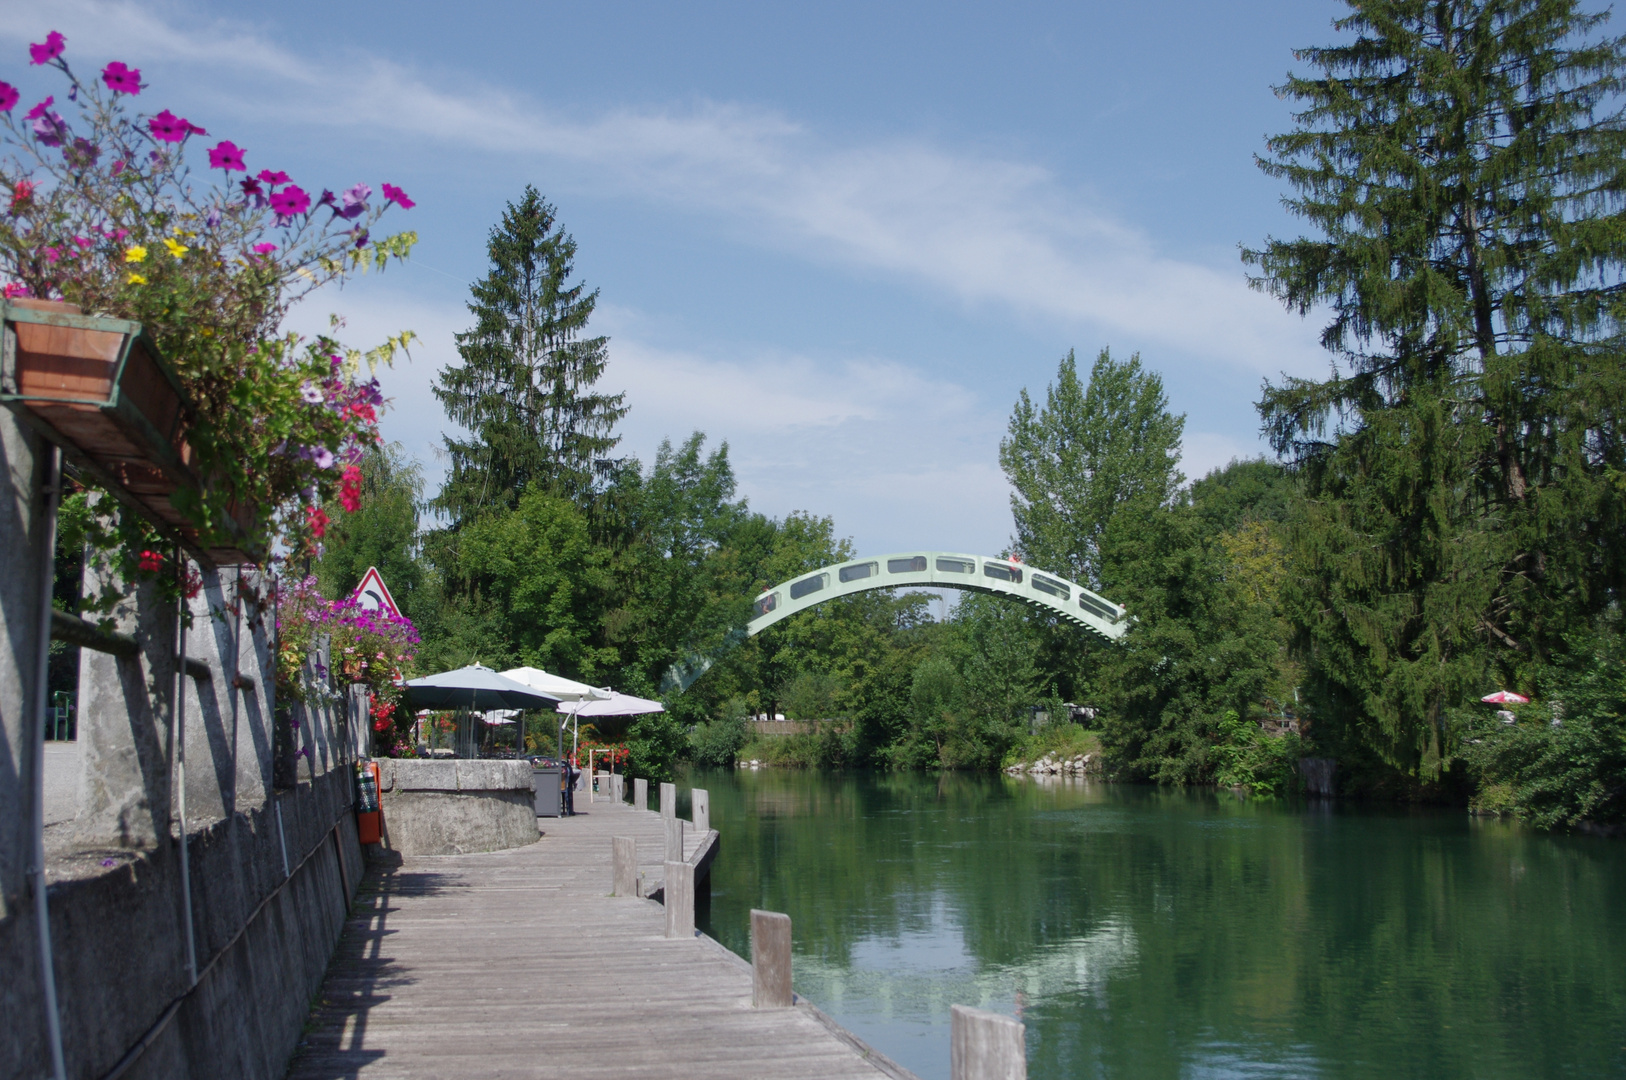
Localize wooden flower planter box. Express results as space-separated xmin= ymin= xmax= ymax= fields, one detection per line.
xmin=0 ymin=298 xmax=260 ymax=566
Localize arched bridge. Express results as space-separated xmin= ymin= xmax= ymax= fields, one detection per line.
xmin=662 ymin=551 xmax=1128 ymax=693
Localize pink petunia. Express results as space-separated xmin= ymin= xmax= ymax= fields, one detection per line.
xmin=147 ymin=109 xmax=198 ymax=143
xmin=252 ymin=242 xmax=278 ymax=255
xmin=381 ymin=183 xmax=414 ymax=209
xmin=25 ymin=96 xmax=52 ymax=121
xmin=208 ymin=140 xmax=246 ymax=171
xmin=72 ymin=236 xmax=92 ymax=249
xmin=0 ymin=82 xmax=17 ymax=112
xmin=339 ymin=465 xmax=362 ymax=513
xmin=256 ymin=169 xmax=290 ymax=185
xmin=29 ymin=31 xmax=65 ymax=66
xmin=101 ymin=61 xmax=141 ymax=95
xmin=269 ymin=184 xmax=310 ymax=217
xmin=3 ymin=282 xmax=31 ymax=298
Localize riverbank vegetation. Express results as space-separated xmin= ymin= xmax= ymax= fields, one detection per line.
xmin=298 ymin=0 xmax=1626 ymax=828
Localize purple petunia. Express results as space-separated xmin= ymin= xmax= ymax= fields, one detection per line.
xmin=0 ymin=82 xmax=17 ymax=112
xmin=336 ymin=182 xmax=371 ymax=220
xmin=256 ymin=168 xmax=290 ymax=185
xmin=32 ymin=109 xmax=67 ymax=148
xmin=312 ymin=447 xmax=334 ymax=469
xmin=65 ymin=137 xmax=98 ymax=167
xmin=25 ymin=96 xmax=52 ymax=121
xmin=208 ymin=140 xmax=246 ymax=171
xmin=29 ymin=31 xmax=65 ymax=66
xmin=101 ymin=61 xmax=141 ymax=95
xmin=381 ymin=183 xmax=414 ymax=209
xmin=268 ymin=184 xmax=310 ymax=217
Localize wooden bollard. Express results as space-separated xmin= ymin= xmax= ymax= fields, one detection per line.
xmin=750 ymin=909 xmax=793 ymax=1008
xmin=692 ymin=788 xmax=710 ymax=834
xmin=634 ymin=777 xmax=648 ymax=811
xmin=664 ymin=813 xmax=685 ymax=863
xmin=950 ymin=1004 xmax=1026 ymax=1080
xmin=612 ymin=836 xmax=637 ymax=897
xmin=659 ymin=781 xmax=676 ymax=819
xmin=664 ymin=861 xmax=694 ymax=938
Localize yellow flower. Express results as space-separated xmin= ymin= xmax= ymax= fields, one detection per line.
xmin=123 ymin=245 xmax=147 ymax=263
xmin=163 ymin=238 xmax=188 ymax=259
xmin=126 ymin=272 xmax=147 ymax=285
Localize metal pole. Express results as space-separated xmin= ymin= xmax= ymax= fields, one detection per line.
xmin=28 ymin=445 xmax=67 ymax=1080
xmin=173 ymin=546 xmax=197 ymax=986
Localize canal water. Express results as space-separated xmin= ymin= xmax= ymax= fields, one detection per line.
xmin=690 ymin=768 xmax=1626 ymax=1080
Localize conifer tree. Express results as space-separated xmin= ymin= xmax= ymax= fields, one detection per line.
xmin=434 ymin=187 xmax=626 ymax=522
xmin=1245 ymin=0 xmax=1626 ymax=776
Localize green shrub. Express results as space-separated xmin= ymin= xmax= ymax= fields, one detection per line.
xmin=689 ymin=698 xmax=750 ymax=768
xmin=1460 ymin=619 xmax=1626 ymax=830
xmin=1212 ymin=710 xmax=1301 ymax=797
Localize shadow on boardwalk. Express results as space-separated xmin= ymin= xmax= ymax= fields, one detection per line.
xmin=287 ymin=802 xmax=913 ymax=1080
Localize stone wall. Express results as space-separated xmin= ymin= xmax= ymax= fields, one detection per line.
xmin=0 ymin=400 xmax=366 ymax=1080
xmin=376 ymin=759 xmax=538 ymax=856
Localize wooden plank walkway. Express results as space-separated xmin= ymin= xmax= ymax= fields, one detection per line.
xmin=286 ymin=798 xmax=917 ymax=1080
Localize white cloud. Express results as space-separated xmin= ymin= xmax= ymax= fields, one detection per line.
xmin=281 ymin=284 xmax=1016 ymax=553
xmin=0 ymin=0 xmax=1321 ymax=376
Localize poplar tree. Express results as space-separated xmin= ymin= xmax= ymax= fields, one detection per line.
xmin=999 ymin=348 xmax=1185 ymax=588
xmin=1245 ymin=0 xmax=1626 ymax=776
xmin=434 ymin=187 xmax=626 ymax=522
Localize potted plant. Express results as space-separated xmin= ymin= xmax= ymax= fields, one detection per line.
xmin=0 ymin=30 xmax=418 ymax=573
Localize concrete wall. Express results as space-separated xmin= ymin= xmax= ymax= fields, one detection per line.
xmin=0 ymin=404 xmax=367 ymax=1080
xmin=376 ymin=759 xmax=538 ymax=856
xmin=0 ymin=409 xmax=45 ymax=919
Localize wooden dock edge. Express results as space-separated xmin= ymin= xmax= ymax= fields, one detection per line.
xmin=692 ymin=932 xmax=925 ymax=1080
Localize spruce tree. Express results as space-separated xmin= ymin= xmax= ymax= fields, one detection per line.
xmin=1245 ymin=0 xmax=1626 ymax=776
xmin=434 ymin=187 xmax=626 ymax=522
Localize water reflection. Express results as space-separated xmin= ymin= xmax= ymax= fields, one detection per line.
xmin=695 ymin=768 xmax=1626 ymax=1080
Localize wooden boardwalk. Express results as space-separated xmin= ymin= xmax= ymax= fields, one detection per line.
xmin=286 ymin=798 xmax=916 ymax=1080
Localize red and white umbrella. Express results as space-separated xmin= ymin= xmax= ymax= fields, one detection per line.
xmin=1480 ymin=690 xmax=1529 ymax=705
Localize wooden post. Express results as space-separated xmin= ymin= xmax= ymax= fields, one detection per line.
xmin=692 ymin=788 xmax=709 ymax=835
xmin=950 ymin=1004 xmax=1026 ymax=1080
xmin=750 ymin=909 xmax=793 ymax=1008
xmin=664 ymin=813 xmax=685 ymax=863
xmin=612 ymin=836 xmax=637 ymax=897
xmin=659 ymin=781 xmax=675 ymax=819
xmin=664 ymin=861 xmax=694 ymax=938
xmin=634 ymin=777 xmax=648 ymax=811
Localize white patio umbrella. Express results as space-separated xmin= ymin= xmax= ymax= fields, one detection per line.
xmin=501 ymin=667 xmax=612 ymax=762
xmin=559 ymin=692 xmax=665 ymax=718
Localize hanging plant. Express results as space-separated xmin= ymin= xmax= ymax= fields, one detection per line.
xmin=0 ymin=30 xmax=418 ymax=574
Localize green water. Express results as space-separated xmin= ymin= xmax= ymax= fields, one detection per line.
xmin=688 ymin=769 xmax=1626 ymax=1080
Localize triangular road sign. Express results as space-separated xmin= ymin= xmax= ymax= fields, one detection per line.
xmin=353 ymin=566 xmax=401 ymax=617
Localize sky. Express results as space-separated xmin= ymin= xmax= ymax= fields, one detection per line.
xmin=0 ymin=0 xmax=1350 ymax=557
